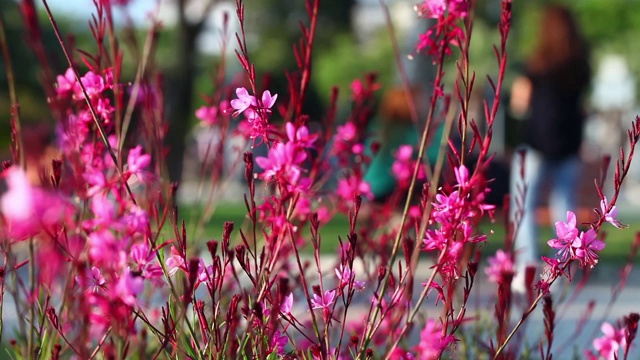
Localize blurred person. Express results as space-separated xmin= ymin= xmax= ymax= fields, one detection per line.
xmin=509 ymin=4 xmax=591 ymax=291
xmin=364 ymin=86 xmax=442 ymax=203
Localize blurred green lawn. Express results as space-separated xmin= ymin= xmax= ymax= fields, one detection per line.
xmin=178 ymin=203 xmax=640 ymax=264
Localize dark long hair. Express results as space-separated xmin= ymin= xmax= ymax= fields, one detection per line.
xmin=528 ymin=5 xmax=590 ymax=90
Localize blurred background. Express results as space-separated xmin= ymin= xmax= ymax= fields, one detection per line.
xmin=2 ymin=0 xmax=640 ymax=209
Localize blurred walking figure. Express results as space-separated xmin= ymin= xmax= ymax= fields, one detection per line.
xmin=509 ymin=5 xmax=591 ymax=291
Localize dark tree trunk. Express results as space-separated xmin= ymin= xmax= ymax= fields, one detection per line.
xmin=164 ymin=20 xmax=200 ymax=184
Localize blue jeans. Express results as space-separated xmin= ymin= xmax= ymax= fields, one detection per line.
xmin=509 ymin=147 xmax=582 ymax=267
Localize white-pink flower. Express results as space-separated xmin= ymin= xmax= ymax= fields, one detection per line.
xmin=600 ymin=197 xmax=627 ymax=229
xmin=311 ymin=290 xmax=336 ymax=310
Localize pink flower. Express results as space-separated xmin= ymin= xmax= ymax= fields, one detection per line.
xmin=335 ymin=265 xmax=365 ymax=291
xmin=573 ymin=229 xmax=605 ymax=268
xmin=126 ymin=146 xmax=154 ymax=184
xmin=123 ymin=205 xmax=150 ymax=235
xmin=56 ymin=68 xmax=78 ymax=95
xmin=83 ymin=194 xmax=122 ymax=231
xmin=350 ymin=79 xmax=363 ymax=100
xmin=281 ymin=293 xmax=293 ymax=314
xmin=96 ymin=98 xmax=114 ymax=123
xmin=261 ymin=90 xmax=278 ymax=109
xmin=311 ymin=290 xmax=336 ymax=310
xmin=165 ymin=247 xmax=186 ymax=277
xmin=417 ymin=0 xmax=447 ymax=18
xmin=415 ymin=319 xmax=456 ymax=359
xmin=336 ymin=175 xmax=373 ymax=202
xmin=0 ymin=167 xmax=70 ymax=239
xmin=485 ymin=249 xmax=514 ymax=283
xmin=195 ymin=105 xmax=219 ymax=126
xmin=75 ymin=266 xmax=106 ymax=293
xmin=335 ymin=122 xmax=357 ymax=143
xmin=600 ymin=197 xmax=627 ymax=229
xmin=230 ymin=87 xmax=257 ymax=118
xmin=127 ymin=146 xmax=151 ymax=175
xmin=130 ymin=243 xmax=160 ymax=276
xmin=416 ymin=0 xmax=468 ymax=19
xmin=270 ymin=331 xmax=288 ymax=355
xmin=1 ymin=167 xmax=35 ymax=225
xmin=547 ymin=211 xmax=579 ymax=261
xmin=286 ymin=122 xmax=318 ymax=148
xmin=255 ymin=142 xmax=310 ymax=192
xmin=79 ymin=70 xmax=105 ymax=99
xmin=593 ymin=322 xmax=627 ymax=360
xmin=392 ymin=145 xmax=426 ymax=187
xmin=454 ymin=165 xmax=469 ymax=187
xmin=88 ymin=230 xmax=125 ymax=266
xmin=389 ymin=349 xmax=416 ymax=360
xmin=114 ymin=268 xmax=144 ymax=307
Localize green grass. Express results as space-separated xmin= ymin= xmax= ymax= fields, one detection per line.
xmin=177 ymin=203 xmax=640 ymax=264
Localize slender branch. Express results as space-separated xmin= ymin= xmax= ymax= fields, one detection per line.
xmin=40 ymin=0 xmax=138 ymax=205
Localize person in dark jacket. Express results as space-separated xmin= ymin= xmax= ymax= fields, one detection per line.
xmin=509 ymin=4 xmax=591 ymax=292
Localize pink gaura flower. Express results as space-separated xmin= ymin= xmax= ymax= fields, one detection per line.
xmin=547 ymin=211 xmax=579 ymax=261
xmin=336 ymin=175 xmax=373 ymax=202
xmin=270 ymin=331 xmax=288 ymax=355
xmin=96 ymin=98 xmax=114 ymax=123
xmin=311 ymin=290 xmax=336 ymax=310
xmin=255 ymin=142 xmax=310 ymax=192
xmin=83 ymin=194 xmax=122 ymax=231
xmin=88 ymin=230 xmax=125 ymax=266
xmin=230 ymin=87 xmax=257 ymax=117
xmin=195 ymin=105 xmax=219 ymax=126
xmin=0 ymin=167 xmax=71 ymax=239
xmin=600 ymin=196 xmax=627 ymax=229
xmin=416 ymin=0 xmax=468 ymax=19
xmin=389 ymin=349 xmax=416 ymax=360
xmin=592 ymin=322 xmax=626 ymax=360
xmin=454 ymin=165 xmax=469 ymax=187
xmin=127 ymin=146 xmax=151 ymax=176
xmin=75 ymin=266 xmax=106 ymax=293
xmin=392 ymin=145 xmax=426 ymax=187
xmin=230 ymin=87 xmax=277 ymax=119
xmin=123 ymin=205 xmax=150 ymax=235
xmin=335 ymin=121 xmax=357 ymax=143
xmin=56 ymin=68 xmax=78 ymax=95
xmin=335 ymin=265 xmax=365 ymax=291
xmin=415 ymin=319 xmax=456 ymax=359
xmin=126 ymin=146 xmax=154 ymax=184
xmin=79 ymin=70 xmax=105 ymax=99
xmin=281 ymin=293 xmax=293 ymax=314
xmin=286 ymin=122 xmax=318 ymax=148
xmin=114 ymin=268 xmax=145 ymax=307
xmin=416 ymin=0 xmax=447 ymax=18
xmin=261 ymin=90 xmax=278 ymax=109
xmin=130 ymin=242 xmax=163 ymax=285
xmin=485 ymin=249 xmax=514 ymax=283
xmin=350 ymin=79 xmax=363 ymax=100
xmin=573 ymin=228 xmax=605 ymax=268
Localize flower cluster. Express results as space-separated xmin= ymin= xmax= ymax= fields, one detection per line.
xmin=255 ymin=122 xmax=317 ymax=194
xmin=392 ymin=145 xmax=426 ymax=188
xmin=423 ymin=165 xmax=494 ymax=280
xmin=229 ymin=87 xmax=277 ymax=142
xmin=414 ymin=0 xmax=468 ymax=57
xmin=546 ymin=211 xmax=606 ymax=269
